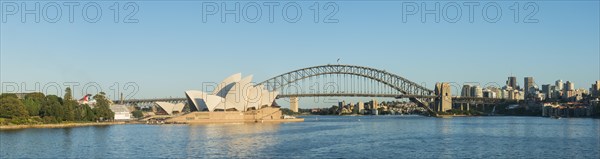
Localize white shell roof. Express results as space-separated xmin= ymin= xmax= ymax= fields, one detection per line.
xmin=213 ymin=73 xmax=242 ymax=97
xmin=185 ymin=74 xmax=278 ymax=112
xmin=155 ymin=102 xmax=186 ymax=115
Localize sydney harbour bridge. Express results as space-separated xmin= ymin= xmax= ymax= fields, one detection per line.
xmin=114 ymin=64 xmax=513 ymax=116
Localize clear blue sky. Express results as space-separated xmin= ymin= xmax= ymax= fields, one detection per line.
xmin=1 ymin=1 xmax=599 ymax=107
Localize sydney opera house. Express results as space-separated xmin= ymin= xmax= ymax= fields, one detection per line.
xmin=165 ymin=73 xmax=302 ymax=123
xmin=154 ymin=102 xmax=185 ymax=115
xmin=185 ymin=73 xmax=279 ymax=112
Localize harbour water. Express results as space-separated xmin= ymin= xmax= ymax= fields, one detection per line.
xmin=1 ymin=116 xmax=599 ymax=158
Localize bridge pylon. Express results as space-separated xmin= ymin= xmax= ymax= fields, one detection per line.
xmin=290 ymin=96 xmax=299 ymax=113
xmin=434 ymin=82 xmax=452 ymax=112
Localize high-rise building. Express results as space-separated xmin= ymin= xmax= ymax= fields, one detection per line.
xmin=555 ymin=80 xmax=564 ymax=91
xmin=339 ymin=101 xmax=346 ymax=109
xmin=515 ymin=90 xmax=524 ymax=100
xmin=371 ymin=99 xmax=379 ymax=115
xmin=482 ymin=89 xmax=497 ymax=98
xmin=554 ymin=80 xmax=564 ymax=98
xmin=356 ymin=101 xmax=365 ymax=113
xmin=566 ymin=81 xmax=574 ymax=91
xmin=461 ymin=85 xmax=472 ymax=97
xmin=507 ymin=76 xmax=518 ymax=89
xmin=563 ymin=81 xmax=575 ymax=99
xmin=524 ymin=77 xmax=535 ymax=96
xmin=592 ymin=80 xmax=600 ymax=97
xmin=501 ymin=89 xmax=509 ymax=99
xmin=542 ymin=84 xmax=551 ymax=100
xmin=471 ymin=86 xmax=483 ymax=98
xmin=372 ymin=99 xmax=378 ymax=110
xmin=508 ymin=90 xmax=517 ymax=100
xmin=486 ymin=87 xmax=502 ymax=99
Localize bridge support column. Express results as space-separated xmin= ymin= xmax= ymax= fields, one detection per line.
xmin=290 ymin=96 xmax=299 ymax=113
xmin=434 ymin=83 xmax=452 ymax=112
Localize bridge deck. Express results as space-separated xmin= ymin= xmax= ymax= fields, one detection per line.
xmin=114 ymin=96 xmax=515 ymax=104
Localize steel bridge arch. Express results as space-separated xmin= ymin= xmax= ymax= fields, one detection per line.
xmin=256 ymin=64 xmax=434 ymax=97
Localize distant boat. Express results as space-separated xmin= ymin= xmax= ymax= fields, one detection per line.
xmin=551 ymin=116 xmax=561 ymax=119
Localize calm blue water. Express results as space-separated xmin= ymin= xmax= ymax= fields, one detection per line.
xmin=1 ymin=116 xmax=599 ymax=158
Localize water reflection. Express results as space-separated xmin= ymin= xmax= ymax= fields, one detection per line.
xmin=435 ymin=118 xmax=452 ymax=158
xmin=92 ymin=126 xmax=110 ymax=158
xmin=1 ymin=117 xmax=599 ymax=158
xmin=62 ymin=128 xmax=72 ymax=156
xmin=186 ymin=123 xmax=280 ymax=158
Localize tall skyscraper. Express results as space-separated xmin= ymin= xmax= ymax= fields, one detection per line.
xmin=555 ymin=80 xmax=564 ymax=91
xmin=339 ymin=101 xmax=346 ymax=109
xmin=563 ymin=81 xmax=575 ymax=99
xmin=461 ymin=85 xmax=472 ymax=97
xmin=542 ymin=84 xmax=551 ymax=100
xmin=356 ymin=101 xmax=365 ymax=113
xmin=566 ymin=81 xmax=574 ymax=91
xmin=592 ymin=81 xmax=600 ymax=97
xmin=524 ymin=77 xmax=535 ymax=96
xmin=471 ymin=86 xmax=483 ymax=98
xmin=372 ymin=99 xmax=378 ymax=110
xmin=507 ymin=76 xmax=518 ymax=89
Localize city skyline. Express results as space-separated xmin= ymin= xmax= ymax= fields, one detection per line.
xmin=1 ymin=1 xmax=598 ymax=100
xmin=1 ymin=1 xmax=599 ymax=159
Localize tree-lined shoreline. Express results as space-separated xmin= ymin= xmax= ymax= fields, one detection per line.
xmin=0 ymin=121 xmax=130 ymax=130
xmin=0 ymin=87 xmax=115 ymax=126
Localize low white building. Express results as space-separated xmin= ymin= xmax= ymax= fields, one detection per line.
xmin=110 ymin=104 xmax=132 ymax=120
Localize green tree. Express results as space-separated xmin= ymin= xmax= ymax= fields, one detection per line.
xmin=281 ymin=108 xmax=300 ymax=116
xmin=64 ymin=87 xmax=73 ymax=101
xmin=40 ymin=95 xmax=64 ymax=121
xmin=83 ymin=105 xmax=97 ymax=121
xmin=24 ymin=92 xmax=45 ymax=102
xmin=93 ymin=92 xmax=114 ymax=121
xmin=328 ymin=106 xmax=339 ymax=115
xmin=73 ymin=104 xmax=83 ymax=121
xmin=0 ymin=93 xmax=18 ymax=99
xmin=23 ymin=98 xmax=41 ymax=116
xmin=62 ymin=87 xmax=76 ymax=121
xmin=24 ymin=92 xmax=45 ymax=116
xmin=377 ymin=107 xmax=386 ymax=115
xmin=132 ymin=110 xmax=144 ymax=118
xmin=63 ymin=100 xmax=76 ymax=121
xmin=78 ymin=104 xmax=96 ymax=121
xmin=0 ymin=96 xmax=29 ymax=118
